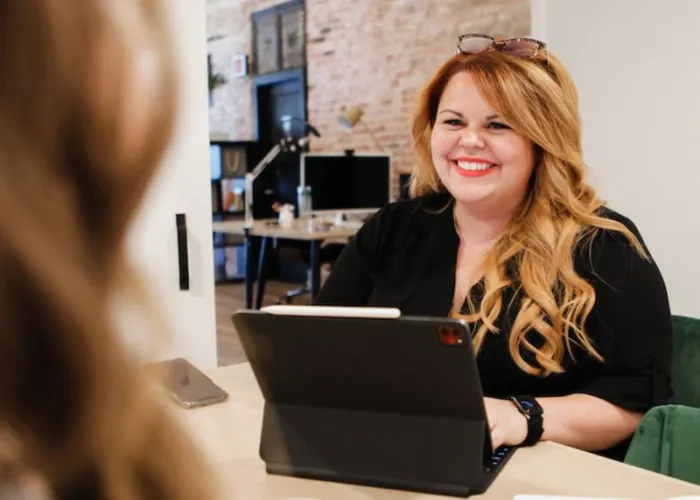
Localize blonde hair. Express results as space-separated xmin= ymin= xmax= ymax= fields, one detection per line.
xmin=410 ymin=50 xmax=647 ymax=376
xmin=0 ymin=1 xmax=214 ymax=499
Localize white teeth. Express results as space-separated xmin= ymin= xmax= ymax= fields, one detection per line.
xmin=456 ymin=161 xmax=493 ymax=171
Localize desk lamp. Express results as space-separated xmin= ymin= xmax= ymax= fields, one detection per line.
xmin=337 ymin=106 xmax=383 ymax=152
xmin=243 ymin=115 xmax=320 ymax=229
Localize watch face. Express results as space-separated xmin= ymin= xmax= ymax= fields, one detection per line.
xmin=512 ymin=396 xmax=543 ymax=417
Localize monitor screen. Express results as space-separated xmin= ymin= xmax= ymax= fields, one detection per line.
xmin=301 ymin=153 xmax=391 ymax=213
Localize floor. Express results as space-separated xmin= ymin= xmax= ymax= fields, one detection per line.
xmin=216 ymin=281 xmax=310 ymax=366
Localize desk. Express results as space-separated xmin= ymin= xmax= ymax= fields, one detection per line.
xmin=178 ymin=363 xmax=700 ymax=500
xmin=212 ymin=219 xmax=359 ymax=309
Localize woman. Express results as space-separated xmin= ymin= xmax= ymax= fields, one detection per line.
xmin=0 ymin=1 xmax=215 ymax=498
xmin=315 ymin=34 xmax=673 ymax=461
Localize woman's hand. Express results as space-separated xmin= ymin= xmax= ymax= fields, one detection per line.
xmin=484 ymin=397 xmax=528 ymax=450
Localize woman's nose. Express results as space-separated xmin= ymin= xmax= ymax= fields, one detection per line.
xmin=458 ymin=128 xmax=485 ymax=149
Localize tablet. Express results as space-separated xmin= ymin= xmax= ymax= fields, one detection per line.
xmin=232 ymin=306 xmax=516 ymax=497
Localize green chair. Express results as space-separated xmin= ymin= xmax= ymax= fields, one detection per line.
xmin=669 ymin=315 xmax=700 ymax=408
xmin=624 ymin=315 xmax=700 ymax=484
xmin=624 ymin=404 xmax=700 ymax=486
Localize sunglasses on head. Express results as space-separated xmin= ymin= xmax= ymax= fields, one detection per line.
xmin=456 ymin=33 xmax=547 ymax=61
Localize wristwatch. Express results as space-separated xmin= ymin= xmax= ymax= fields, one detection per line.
xmin=509 ymin=395 xmax=544 ymax=446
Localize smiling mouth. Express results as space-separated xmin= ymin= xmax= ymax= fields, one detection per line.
xmin=452 ymin=160 xmax=497 ymax=171
xmin=450 ymin=160 xmax=499 ymax=178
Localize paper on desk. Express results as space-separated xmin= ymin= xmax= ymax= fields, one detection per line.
xmin=513 ymin=496 xmax=635 ymax=500
xmin=514 ymin=496 xmax=700 ymax=500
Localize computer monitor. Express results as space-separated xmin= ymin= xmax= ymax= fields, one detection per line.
xmin=300 ymin=153 xmax=392 ymax=215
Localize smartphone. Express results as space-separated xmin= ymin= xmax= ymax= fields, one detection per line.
xmin=150 ymin=357 xmax=229 ymax=409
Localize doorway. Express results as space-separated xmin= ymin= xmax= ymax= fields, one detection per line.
xmin=253 ymin=68 xmax=309 ymax=284
xmin=253 ymin=68 xmax=307 ymax=219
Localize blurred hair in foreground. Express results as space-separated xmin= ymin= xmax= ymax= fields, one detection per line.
xmin=0 ymin=1 xmax=216 ymax=498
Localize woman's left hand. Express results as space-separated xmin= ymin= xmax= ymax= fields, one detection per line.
xmin=483 ymin=397 xmax=528 ymax=450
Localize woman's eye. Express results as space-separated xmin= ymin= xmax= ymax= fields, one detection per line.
xmin=443 ymin=119 xmax=463 ymax=127
xmin=487 ymin=122 xmax=511 ymax=130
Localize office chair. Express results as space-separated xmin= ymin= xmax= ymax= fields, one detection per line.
xmin=276 ymin=242 xmax=345 ymax=304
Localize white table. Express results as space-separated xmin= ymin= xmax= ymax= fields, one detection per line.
xmin=176 ymin=363 xmax=700 ymax=499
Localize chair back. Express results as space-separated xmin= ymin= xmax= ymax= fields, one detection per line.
xmin=624 ymin=404 xmax=700 ymax=485
xmin=670 ymin=315 xmax=700 ymax=408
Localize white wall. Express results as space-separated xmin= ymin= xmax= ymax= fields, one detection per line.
xmin=532 ymin=0 xmax=700 ymax=318
xmin=121 ymin=0 xmax=218 ymax=369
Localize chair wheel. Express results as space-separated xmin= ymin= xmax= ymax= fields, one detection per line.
xmin=275 ymin=296 xmax=294 ymax=305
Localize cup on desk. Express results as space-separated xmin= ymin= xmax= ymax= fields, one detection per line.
xmin=278 ymin=204 xmax=295 ymax=229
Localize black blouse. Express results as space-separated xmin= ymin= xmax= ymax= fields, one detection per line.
xmin=314 ymin=193 xmax=673 ymax=460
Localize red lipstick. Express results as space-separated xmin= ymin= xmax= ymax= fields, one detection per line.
xmin=451 ymin=157 xmax=497 ymax=178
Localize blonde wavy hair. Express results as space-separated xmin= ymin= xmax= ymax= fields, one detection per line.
xmin=410 ymin=49 xmax=647 ymax=376
xmin=0 ymin=1 xmax=214 ymax=499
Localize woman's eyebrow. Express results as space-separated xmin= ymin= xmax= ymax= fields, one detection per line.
xmin=437 ymin=110 xmax=502 ymax=121
xmin=438 ymin=109 xmax=463 ymax=117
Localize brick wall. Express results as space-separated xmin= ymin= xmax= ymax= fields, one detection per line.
xmin=206 ymin=0 xmax=530 ymax=173
xmin=207 ymin=0 xmax=284 ymax=141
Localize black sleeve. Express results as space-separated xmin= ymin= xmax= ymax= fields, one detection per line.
xmin=575 ymin=216 xmax=673 ymax=413
xmin=313 ymin=207 xmax=386 ymax=307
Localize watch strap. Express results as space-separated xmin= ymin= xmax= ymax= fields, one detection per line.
xmin=521 ymin=412 xmax=544 ymax=446
xmin=509 ymin=395 xmax=544 ymax=447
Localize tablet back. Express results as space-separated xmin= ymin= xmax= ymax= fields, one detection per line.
xmin=232 ymin=308 xmax=503 ymax=497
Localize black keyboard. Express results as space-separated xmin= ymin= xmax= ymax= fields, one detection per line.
xmin=484 ymin=445 xmax=513 ymax=473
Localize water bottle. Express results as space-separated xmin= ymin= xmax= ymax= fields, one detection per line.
xmin=297 ymin=185 xmax=312 ymax=217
